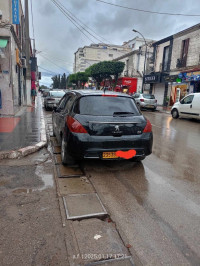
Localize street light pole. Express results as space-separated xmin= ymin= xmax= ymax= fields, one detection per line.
xmin=132 ymin=29 xmax=147 ymax=93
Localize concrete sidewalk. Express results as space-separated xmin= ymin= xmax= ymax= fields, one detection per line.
xmin=0 ymin=95 xmax=47 ymax=159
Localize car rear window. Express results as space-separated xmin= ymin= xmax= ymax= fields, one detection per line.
xmin=74 ymin=96 xmax=140 ymax=116
xmin=143 ymin=94 xmax=155 ymax=99
xmin=50 ymin=91 xmax=65 ymax=97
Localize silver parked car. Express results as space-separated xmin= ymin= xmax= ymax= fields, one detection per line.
xmin=133 ymin=93 xmax=157 ymax=111
xmin=44 ymin=90 xmax=66 ymax=110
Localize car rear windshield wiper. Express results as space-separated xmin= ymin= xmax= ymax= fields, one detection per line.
xmin=113 ymin=112 xmax=134 ymax=116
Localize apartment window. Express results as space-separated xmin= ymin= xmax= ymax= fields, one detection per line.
xmin=162 ymin=46 xmax=170 ymax=72
xmin=181 ymin=38 xmax=190 ymax=67
xmin=109 ymin=54 xmax=113 ymax=57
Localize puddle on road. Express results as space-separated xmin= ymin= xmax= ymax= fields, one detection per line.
xmin=35 ymin=164 xmax=54 ymax=190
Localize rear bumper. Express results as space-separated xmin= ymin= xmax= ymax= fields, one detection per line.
xmin=65 ymin=132 xmax=153 ymax=160
xmin=140 ymin=102 xmax=157 ymax=109
xmin=46 ymin=102 xmax=58 ymax=108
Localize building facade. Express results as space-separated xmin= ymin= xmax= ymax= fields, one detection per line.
xmin=114 ymin=40 xmax=154 ymax=93
xmin=144 ymin=23 xmax=200 ymax=106
xmin=73 ymin=43 xmax=131 ymax=73
xmin=144 ymin=36 xmax=173 ymax=105
xmin=169 ymin=23 xmax=200 ymax=105
xmin=0 ymin=0 xmax=32 ymax=116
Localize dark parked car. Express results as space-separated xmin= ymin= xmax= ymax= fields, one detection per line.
xmin=52 ymin=90 xmax=153 ymax=165
xmin=44 ymin=90 xmax=66 ymax=110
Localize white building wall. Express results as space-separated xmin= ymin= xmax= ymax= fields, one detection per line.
xmin=0 ymin=0 xmax=26 ymax=115
xmin=74 ymin=44 xmax=131 ymax=73
xmin=0 ymin=0 xmax=11 ymax=22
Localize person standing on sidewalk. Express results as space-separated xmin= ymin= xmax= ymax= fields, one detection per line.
xmin=31 ymin=71 xmax=37 ymax=103
xmin=31 ymin=80 xmax=37 ymax=103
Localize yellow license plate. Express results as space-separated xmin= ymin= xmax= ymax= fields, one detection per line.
xmin=102 ymin=152 xmax=118 ymax=159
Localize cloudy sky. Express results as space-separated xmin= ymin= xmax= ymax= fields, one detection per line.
xmin=22 ymin=0 xmax=200 ymax=86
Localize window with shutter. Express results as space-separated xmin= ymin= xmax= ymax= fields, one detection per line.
xmin=181 ymin=38 xmax=190 ymax=67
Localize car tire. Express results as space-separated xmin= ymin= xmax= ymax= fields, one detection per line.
xmin=172 ymin=109 xmax=179 ymax=119
xmin=61 ymin=135 xmax=76 ymax=165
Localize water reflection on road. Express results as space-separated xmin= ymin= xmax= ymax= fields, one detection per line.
xmin=83 ymin=112 xmax=200 ymax=265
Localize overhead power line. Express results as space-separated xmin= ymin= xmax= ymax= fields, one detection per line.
xmin=56 ymin=0 xmax=111 ymax=44
xmin=50 ymin=0 xmax=95 ymax=43
xmin=38 ymin=53 xmax=70 ymax=73
xmin=38 ymin=65 xmax=59 ymax=75
xmin=51 ymin=0 xmax=111 ymax=44
xmin=96 ymin=0 xmax=200 ymax=17
xmin=39 ymin=50 xmax=73 ymax=65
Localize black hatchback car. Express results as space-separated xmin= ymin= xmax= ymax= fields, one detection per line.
xmin=52 ymin=90 xmax=153 ymax=165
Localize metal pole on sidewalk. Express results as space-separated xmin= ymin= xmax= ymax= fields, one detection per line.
xmin=132 ymin=29 xmax=147 ymax=93
xmin=25 ymin=0 xmax=32 ymax=106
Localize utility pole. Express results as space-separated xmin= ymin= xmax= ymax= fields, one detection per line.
xmin=25 ymin=0 xmax=31 ymax=105
xmin=132 ymin=29 xmax=147 ymax=93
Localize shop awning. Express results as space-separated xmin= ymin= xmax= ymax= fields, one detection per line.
xmin=0 ymin=39 xmax=8 ymax=48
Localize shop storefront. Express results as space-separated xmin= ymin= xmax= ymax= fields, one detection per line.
xmin=144 ymin=73 xmax=164 ymax=104
xmin=178 ymin=70 xmax=200 ymax=93
xmin=161 ymin=75 xmax=187 ymax=106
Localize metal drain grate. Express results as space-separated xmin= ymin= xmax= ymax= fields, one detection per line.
xmin=63 ymin=193 xmax=107 ymax=219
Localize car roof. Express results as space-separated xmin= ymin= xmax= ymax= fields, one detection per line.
xmin=70 ymin=89 xmax=132 ymax=97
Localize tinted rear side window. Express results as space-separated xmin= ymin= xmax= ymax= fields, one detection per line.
xmin=50 ymin=91 xmax=65 ymax=97
xmin=143 ymin=94 xmax=155 ymax=99
xmin=74 ymin=96 xmax=140 ymax=116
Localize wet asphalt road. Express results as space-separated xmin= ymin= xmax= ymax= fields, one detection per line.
xmin=81 ymin=112 xmax=200 ymax=265
xmin=45 ymin=107 xmax=200 ymax=265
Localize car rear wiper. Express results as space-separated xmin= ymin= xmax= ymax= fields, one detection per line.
xmin=113 ymin=112 xmax=134 ymax=116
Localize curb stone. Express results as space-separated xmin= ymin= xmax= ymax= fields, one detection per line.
xmin=0 ymin=104 xmax=47 ymax=160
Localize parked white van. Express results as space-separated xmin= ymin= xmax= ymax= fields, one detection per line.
xmin=171 ymin=93 xmax=200 ymax=120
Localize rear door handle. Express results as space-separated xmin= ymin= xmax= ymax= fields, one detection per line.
xmin=190 ymin=104 xmax=192 ymax=108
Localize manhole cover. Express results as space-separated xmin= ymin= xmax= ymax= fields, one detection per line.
xmin=57 ymin=177 xmax=94 ymax=195
xmin=53 ymin=146 xmax=61 ymax=154
xmin=85 ymin=257 xmax=134 ymax=266
xmin=56 ymin=165 xmax=83 ymax=177
xmin=63 ymin=193 xmax=107 ymax=219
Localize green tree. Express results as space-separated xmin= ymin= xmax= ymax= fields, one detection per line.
xmin=86 ymin=61 xmax=125 ymax=89
xmin=76 ymin=72 xmax=88 ymax=88
xmin=51 ymin=75 xmax=60 ymax=89
xmin=60 ymin=73 xmax=67 ymax=89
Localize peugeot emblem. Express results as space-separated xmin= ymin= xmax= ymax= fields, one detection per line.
xmin=115 ymin=125 xmax=120 ymax=132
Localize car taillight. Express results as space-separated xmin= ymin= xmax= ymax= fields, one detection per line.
xmin=140 ymin=99 xmax=144 ymax=102
xmin=67 ymin=116 xmax=87 ymax=134
xmin=143 ymin=119 xmax=152 ymax=133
